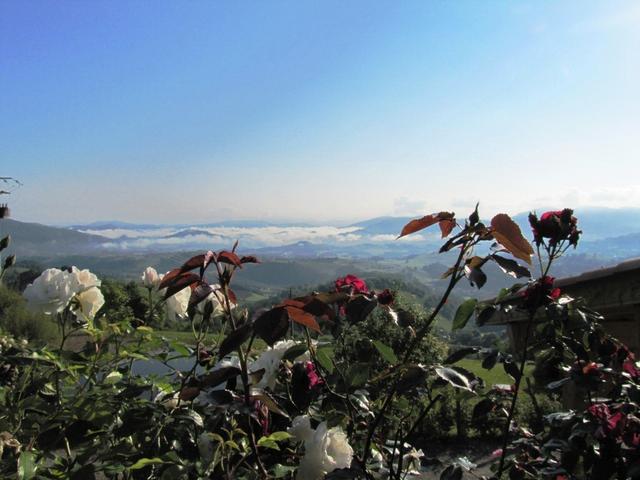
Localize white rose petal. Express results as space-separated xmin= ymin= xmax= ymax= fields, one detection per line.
xmin=70 ymin=266 xmax=101 ymax=292
xmin=73 ymin=286 xmax=105 ymax=322
xmin=249 ymin=340 xmax=301 ymax=390
xmin=164 ymin=285 xmax=190 ymax=321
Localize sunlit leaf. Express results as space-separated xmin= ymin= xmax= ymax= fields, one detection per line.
xmin=129 ymin=458 xmax=165 ymax=470
xmin=490 ymin=214 xmax=533 ymax=265
xmin=435 ymin=366 xmax=473 ymax=392
xmin=398 ymin=214 xmax=439 ymax=238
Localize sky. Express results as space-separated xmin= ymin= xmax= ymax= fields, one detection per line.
xmin=2 ymin=1 xmax=639 ymax=225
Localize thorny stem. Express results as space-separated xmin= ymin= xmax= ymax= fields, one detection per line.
xmin=362 ymin=239 xmax=470 ymax=468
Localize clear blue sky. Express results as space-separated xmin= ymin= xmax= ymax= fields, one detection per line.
xmin=2 ymin=1 xmax=639 ymax=224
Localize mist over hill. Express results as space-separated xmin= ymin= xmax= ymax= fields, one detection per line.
xmin=5 ymin=204 xmax=640 ymax=266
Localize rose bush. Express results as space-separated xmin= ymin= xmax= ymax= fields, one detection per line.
xmin=1 ymin=205 xmax=638 ymax=480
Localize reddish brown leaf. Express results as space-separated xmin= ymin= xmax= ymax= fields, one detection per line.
xmin=219 ymin=323 xmax=253 ymax=358
xmin=398 ymin=214 xmax=438 ymax=238
xmin=163 ymin=273 xmax=200 ymax=299
xmin=181 ymin=254 xmax=206 ymax=273
xmin=217 ymin=251 xmax=243 ymax=268
xmin=490 ymin=214 xmax=534 ymax=265
xmin=438 ymin=219 xmax=456 ymax=238
xmin=240 ymin=255 xmax=260 ymax=264
xmin=226 ymin=287 xmax=237 ymax=305
xmin=285 ymin=305 xmax=321 ymax=333
xmin=179 ymin=386 xmax=200 ymax=401
xmin=281 ymin=299 xmax=306 ymax=309
xmin=158 ymin=268 xmax=182 ymax=290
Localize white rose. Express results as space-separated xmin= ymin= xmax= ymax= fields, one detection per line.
xmin=141 ymin=267 xmax=161 ymax=289
xmin=72 ymin=286 xmax=105 ymax=322
xmin=23 ymin=268 xmax=76 ymax=314
xmin=164 ymin=285 xmax=190 ymax=321
xmin=69 ymin=266 xmax=101 ymax=291
xmin=249 ymin=340 xmax=301 ymax=390
xmin=288 ymin=415 xmax=353 ymax=480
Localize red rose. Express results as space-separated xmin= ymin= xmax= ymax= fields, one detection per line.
xmin=305 ymin=361 xmax=324 ymax=389
xmin=522 ymin=276 xmax=561 ymax=310
xmin=335 ymin=274 xmax=368 ymax=294
xmin=529 ymin=209 xmax=581 ymax=247
xmin=376 ymin=288 xmax=394 ymax=306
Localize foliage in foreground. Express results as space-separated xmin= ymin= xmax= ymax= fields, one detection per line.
xmin=0 ymin=206 xmax=639 ymax=480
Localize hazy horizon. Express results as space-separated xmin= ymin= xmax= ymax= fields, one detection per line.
xmin=3 ymin=1 xmax=640 ymax=225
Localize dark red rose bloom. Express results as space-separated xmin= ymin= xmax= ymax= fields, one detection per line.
xmin=522 ymin=276 xmax=561 ymax=311
xmin=335 ymin=274 xmax=368 ymax=294
xmin=588 ymin=403 xmax=611 ymax=421
xmin=582 ymin=362 xmax=600 ymax=376
xmin=529 ymin=209 xmax=581 ymax=247
xmin=376 ymin=288 xmax=394 ymax=306
xmin=305 ymin=361 xmax=323 ymax=389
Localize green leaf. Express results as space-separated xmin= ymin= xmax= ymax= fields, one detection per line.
xmin=282 ymin=342 xmax=308 ymax=361
xmin=444 ymin=347 xmax=480 ymax=365
xmin=315 ymin=346 xmax=335 ymax=374
xmin=169 ymin=341 xmax=191 ymax=357
xmin=257 ymin=431 xmax=292 ymax=450
xmin=372 ymin=340 xmax=398 ymax=364
xmin=104 ymin=371 xmax=123 ymax=385
xmin=452 ymin=298 xmax=478 ymax=331
xmin=267 ymin=431 xmax=292 ymax=441
xmin=129 ymin=458 xmax=165 ymax=470
xmin=17 ymin=451 xmax=36 ymax=480
xmin=273 ymin=464 xmax=297 ymax=478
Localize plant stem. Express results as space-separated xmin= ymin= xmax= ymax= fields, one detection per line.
xmin=362 ymin=241 xmax=469 ymax=466
xmin=496 ymin=311 xmax=534 ymax=477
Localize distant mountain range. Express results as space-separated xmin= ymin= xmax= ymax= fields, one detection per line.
xmin=3 ymin=206 xmax=640 ymax=263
